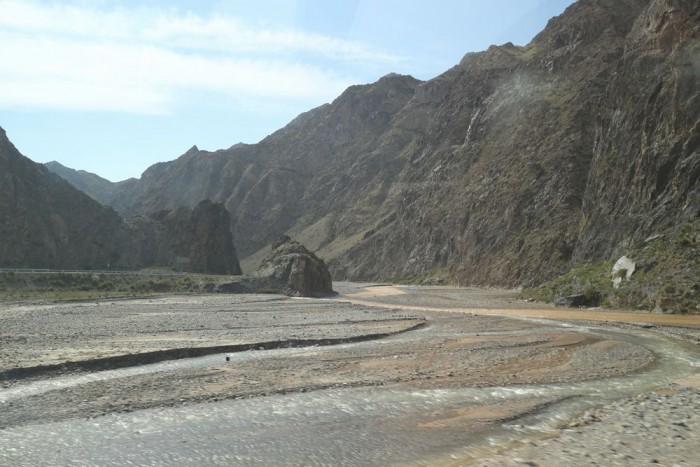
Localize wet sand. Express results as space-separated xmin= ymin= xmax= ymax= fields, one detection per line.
xmin=2 ymin=290 xmax=653 ymax=407
xmin=340 ymin=283 xmax=700 ymax=328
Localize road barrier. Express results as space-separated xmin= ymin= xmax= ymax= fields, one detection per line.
xmin=0 ymin=268 xmax=188 ymax=276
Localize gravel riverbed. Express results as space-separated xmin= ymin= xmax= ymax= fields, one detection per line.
xmin=0 ymin=294 xmax=423 ymax=376
xmin=1 ymin=285 xmax=698 ymax=465
xmin=476 ymin=380 xmax=700 ymax=466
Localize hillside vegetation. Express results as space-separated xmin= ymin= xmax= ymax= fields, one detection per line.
xmin=523 ymin=219 xmax=700 ymax=313
xmin=0 ymin=271 xmax=228 ymax=302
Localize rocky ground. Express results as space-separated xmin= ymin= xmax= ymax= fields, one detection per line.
xmin=475 ymin=378 xmax=700 ymax=466
xmin=340 ymin=284 xmax=700 ymax=466
xmin=0 ymin=284 xmax=698 ymax=465
xmin=1 ymin=296 xmax=653 ymax=430
xmin=0 ymin=294 xmax=423 ymax=376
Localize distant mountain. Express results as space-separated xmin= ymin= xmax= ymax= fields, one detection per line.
xmin=0 ymin=128 xmax=240 ymax=274
xmin=72 ymin=0 xmax=700 ymax=286
xmin=44 ymin=161 xmax=124 ymax=205
xmin=111 ymin=74 xmax=425 ymax=263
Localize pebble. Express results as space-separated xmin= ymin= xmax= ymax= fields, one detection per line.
xmin=480 ymin=385 xmax=700 ymax=466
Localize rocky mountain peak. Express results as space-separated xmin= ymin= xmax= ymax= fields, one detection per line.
xmin=0 ymin=126 xmax=16 ymax=155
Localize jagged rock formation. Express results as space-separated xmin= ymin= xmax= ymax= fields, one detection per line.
xmin=215 ymin=237 xmax=333 ymax=297
xmin=254 ymin=236 xmax=333 ymax=296
xmin=0 ymin=128 xmax=240 ymax=273
xmin=149 ymin=200 xmax=242 ymax=275
xmin=110 ymin=201 xmax=242 ymax=274
xmin=64 ymin=0 xmax=700 ymax=287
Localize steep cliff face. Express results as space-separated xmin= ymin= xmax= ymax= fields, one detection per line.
xmin=150 ymin=200 xmax=242 ymax=275
xmin=335 ymin=0 xmax=673 ymax=285
xmin=1 ymin=129 xmax=241 ymax=273
xmin=346 ymin=0 xmax=700 ymax=285
xmin=356 ymin=0 xmax=697 ymax=286
xmin=113 ymin=74 xmax=421 ymax=259
xmin=99 ymin=0 xmax=698 ymax=286
xmin=0 ymin=127 xmax=126 ymax=269
xmin=574 ymin=0 xmax=700 ymax=259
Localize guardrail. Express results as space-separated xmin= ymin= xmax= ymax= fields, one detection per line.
xmin=0 ymin=268 xmax=189 ymax=276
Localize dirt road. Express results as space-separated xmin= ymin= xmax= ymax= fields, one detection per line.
xmin=338 ymin=282 xmax=700 ymax=328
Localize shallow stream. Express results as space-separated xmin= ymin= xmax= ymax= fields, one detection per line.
xmin=1 ymin=318 xmax=698 ymax=466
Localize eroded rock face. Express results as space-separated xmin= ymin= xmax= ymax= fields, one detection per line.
xmin=153 ymin=200 xmax=242 ymax=275
xmin=254 ymin=237 xmax=333 ymax=297
xmin=122 ymin=200 xmax=242 ymax=275
xmin=57 ymin=0 xmax=699 ymax=288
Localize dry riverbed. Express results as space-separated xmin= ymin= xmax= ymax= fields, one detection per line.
xmin=0 ymin=294 xmax=426 ymax=376
xmin=1 ymin=284 xmax=698 ymax=465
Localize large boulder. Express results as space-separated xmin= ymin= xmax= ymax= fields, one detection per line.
xmin=611 ymin=255 xmax=636 ymax=289
xmin=254 ymin=236 xmax=333 ymax=297
xmin=554 ymin=294 xmax=591 ymax=308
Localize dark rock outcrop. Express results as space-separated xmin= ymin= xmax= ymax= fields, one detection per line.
xmin=554 ymin=294 xmax=591 ymax=307
xmin=214 ymin=238 xmax=333 ymax=297
xmin=150 ymin=200 xmax=242 ymax=275
xmin=107 ymin=201 xmax=241 ymax=274
xmin=254 ymin=237 xmax=334 ymax=297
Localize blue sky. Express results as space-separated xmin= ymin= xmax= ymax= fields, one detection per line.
xmin=0 ymin=0 xmax=574 ymax=182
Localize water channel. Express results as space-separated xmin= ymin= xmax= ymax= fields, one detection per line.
xmin=1 ymin=315 xmax=698 ymax=466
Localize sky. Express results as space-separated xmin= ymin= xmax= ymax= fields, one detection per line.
xmin=0 ymin=0 xmax=575 ymax=182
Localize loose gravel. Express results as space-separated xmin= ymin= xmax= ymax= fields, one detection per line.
xmin=0 ymin=294 xmax=423 ymax=375
xmin=1 ymin=285 xmax=698 ymax=466
xmin=478 ymin=383 xmax=700 ymax=466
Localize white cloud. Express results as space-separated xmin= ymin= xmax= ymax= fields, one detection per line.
xmin=0 ymin=0 xmax=397 ymax=113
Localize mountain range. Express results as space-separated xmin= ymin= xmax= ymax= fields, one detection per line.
xmin=28 ymin=0 xmax=700 ymax=287
xmin=1 ymin=128 xmax=240 ymax=274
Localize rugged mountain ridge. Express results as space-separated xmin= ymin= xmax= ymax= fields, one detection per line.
xmin=59 ymin=0 xmax=699 ymax=287
xmin=108 ymin=73 xmax=422 ymax=260
xmin=44 ymin=161 xmax=136 ymax=206
xmin=0 ymin=128 xmax=240 ymax=273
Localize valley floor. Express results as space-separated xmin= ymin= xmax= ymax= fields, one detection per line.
xmin=0 ymin=284 xmax=698 ymax=465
